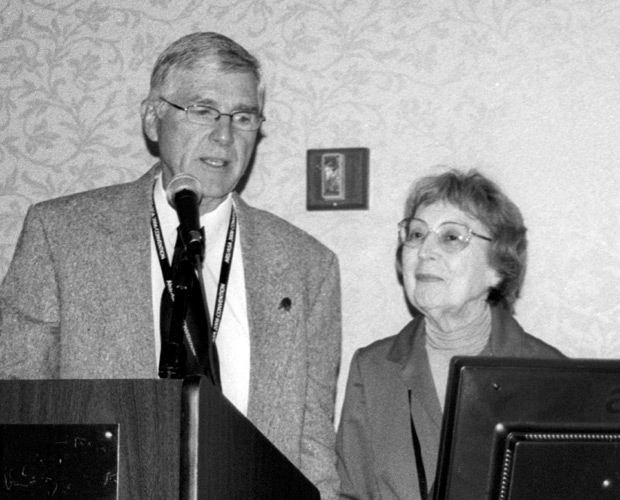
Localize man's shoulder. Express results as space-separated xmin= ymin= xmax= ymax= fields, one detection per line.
xmin=236 ymin=195 xmax=336 ymax=259
xmin=30 ymin=170 xmax=153 ymax=218
xmin=34 ymin=182 xmax=131 ymax=209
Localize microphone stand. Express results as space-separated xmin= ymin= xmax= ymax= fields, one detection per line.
xmin=158 ymin=249 xmax=194 ymax=379
xmin=158 ymin=230 xmax=220 ymax=388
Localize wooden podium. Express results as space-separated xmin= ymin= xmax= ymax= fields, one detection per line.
xmin=0 ymin=376 xmax=320 ymax=499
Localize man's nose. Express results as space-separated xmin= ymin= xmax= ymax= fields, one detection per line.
xmin=209 ymin=114 xmax=234 ymax=145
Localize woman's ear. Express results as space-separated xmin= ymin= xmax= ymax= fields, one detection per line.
xmin=487 ymin=266 xmax=502 ymax=290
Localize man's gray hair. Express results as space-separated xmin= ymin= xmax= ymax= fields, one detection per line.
xmin=148 ymin=32 xmax=264 ymax=105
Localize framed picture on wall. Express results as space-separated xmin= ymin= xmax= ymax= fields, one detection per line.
xmin=306 ymin=148 xmax=369 ymax=210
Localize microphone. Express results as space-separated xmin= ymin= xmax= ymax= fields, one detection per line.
xmin=166 ymin=173 xmax=204 ymax=258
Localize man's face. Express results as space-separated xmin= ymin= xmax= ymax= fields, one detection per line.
xmin=142 ymin=65 xmax=261 ymax=214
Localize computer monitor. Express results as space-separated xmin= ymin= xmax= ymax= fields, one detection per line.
xmin=433 ymin=356 xmax=620 ymax=500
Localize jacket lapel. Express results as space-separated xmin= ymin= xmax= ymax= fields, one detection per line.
xmin=487 ymin=305 xmax=522 ymax=356
xmin=234 ymin=195 xmax=300 ymax=430
xmin=89 ymin=167 xmax=158 ymax=377
xmin=388 ymin=317 xmax=443 ymax=489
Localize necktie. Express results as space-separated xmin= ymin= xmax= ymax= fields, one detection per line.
xmin=159 ymin=231 xmax=221 ymax=386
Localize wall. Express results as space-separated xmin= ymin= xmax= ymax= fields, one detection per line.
xmin=2 ymin=0 xmax=620 ymax=423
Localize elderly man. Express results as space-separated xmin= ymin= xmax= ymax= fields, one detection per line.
xmin=0 ymin=32 xmax=341 ymax=498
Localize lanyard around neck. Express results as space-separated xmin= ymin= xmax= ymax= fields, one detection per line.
xmin=150 ymin=195 xmax=237 ymax=342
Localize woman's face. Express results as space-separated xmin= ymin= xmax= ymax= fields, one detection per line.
xmin=402 ymin=201 xmax=500 ymax=322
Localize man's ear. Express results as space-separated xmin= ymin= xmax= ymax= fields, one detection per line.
xmin=140 ymin=99 xmax=159 ymax=143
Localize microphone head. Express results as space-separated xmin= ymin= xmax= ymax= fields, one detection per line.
xmin=165 ymin=173 xmax=204 ymax=209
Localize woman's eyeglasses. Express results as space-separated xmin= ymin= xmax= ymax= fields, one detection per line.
xmin=398 ymin=218 xmax=493 ymax=253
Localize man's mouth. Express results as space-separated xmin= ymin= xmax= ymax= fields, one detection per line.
xmin=201 ymin=157 xmax=228 ymax=168
xmin=415 ymin=273 xmax=443 ymax=283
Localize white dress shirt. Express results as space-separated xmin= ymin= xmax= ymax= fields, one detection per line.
xmin=150 ymin=173 xmax=250 ymax=415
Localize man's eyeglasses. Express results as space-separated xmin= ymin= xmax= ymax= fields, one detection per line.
xmin=160 ymin=97 xmax=265 ymax=131
xmin=398 ymin=218 xmax=493 ymax=253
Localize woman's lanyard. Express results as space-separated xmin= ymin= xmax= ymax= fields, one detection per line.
xmin=150 ymin=195 xmax=237 ymax=343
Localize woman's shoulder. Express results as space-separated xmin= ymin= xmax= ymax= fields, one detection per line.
xmin=518 ymin=330 xmax=565 ymax=358
xmin=492 ymin=306 xmax=565 ymax=358
xmin=354 ymin=317 xmax=422 ymax=365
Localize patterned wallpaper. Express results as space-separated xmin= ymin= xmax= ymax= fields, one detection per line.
xmin=3 ymin=0 xmax=620 ymax=422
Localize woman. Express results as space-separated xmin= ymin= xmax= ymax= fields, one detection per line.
xmin=336 ymin=168 xmax=563 ymax=500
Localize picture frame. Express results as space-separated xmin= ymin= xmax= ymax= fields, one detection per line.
xmin=306 ymin=148 xmax=369 ymax=210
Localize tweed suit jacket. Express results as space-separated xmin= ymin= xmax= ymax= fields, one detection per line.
xmin=336 ymin=306 xmax=564 ymax=500
xmin=0 ymin=165 xmax=342 ymax=499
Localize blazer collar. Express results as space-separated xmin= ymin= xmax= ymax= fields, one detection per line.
xmin=387 ymin=316 xmax=444 ymax=423
xmin=383 ymin=304 xmax=527 ymax=491
xmin=233 ymin=195 xmax=297 ymax=425
xmin=388 ymin=305 xmax=522 ymax=407
xmin=386 ymin=316 xmax=443 ymax=488
xmin=484 ymin=305 xmax=527 ymax=356
xmin=86 ymin=165 xmax=160 ymax=377
xmin=92 ymin=164 xmax=158 ymax=233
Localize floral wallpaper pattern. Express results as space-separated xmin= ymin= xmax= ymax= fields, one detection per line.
xmin=2 ymin=0 xmax=620 ymax=421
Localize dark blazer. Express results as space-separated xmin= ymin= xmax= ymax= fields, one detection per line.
xmin=336 ymin=306 xmax=564 ymax=500
xmin=0 ymin=165 xmax=342 ymax=499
